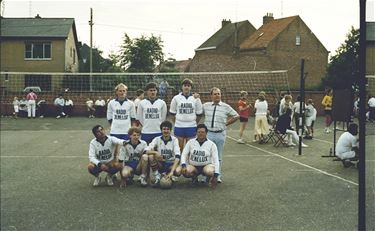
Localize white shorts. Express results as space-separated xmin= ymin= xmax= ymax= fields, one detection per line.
xmin=14 ymin=106 xmax=19 ymax=113
xmin=305 ymin=116 xmax=315 ymax=127
xmin=336 ymin=151 xmax=356 ymax=160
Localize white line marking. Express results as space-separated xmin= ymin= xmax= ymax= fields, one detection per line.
xmin=1 ymin=156 xmax=84 ymax=158
xmin=226 ymin=154 xmax=273 ymax=157
xmin=313 ymin=137 xmax=334 ymax=144
xmin=226 ymin=135 xmax=358 ymax=186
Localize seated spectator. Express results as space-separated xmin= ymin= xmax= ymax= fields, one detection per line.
xmin=12 ymin=96 xmax=20 ymax=119
xmin=86 ymin=97 xmax=95 ymax=118
xmin=65 ymin=97 xmax=74 ymax=117
xmin=94 ymin=96 xmax=106 ymax=118
xmin=37 ymin=99 xmax=47 ymax=118
xmin=159 ymin=79 xmax=169 ymax=100
xmin=54 ymin=94 xmax=66 ymax=119
xmin=275 ymin=108 xmax=308 ymax=147
xmin=368 ymin=94 xmax=375 ymax=122
xmin=19 ymin=97 xmax=28 ymax=118
xmin=336 ymin=123 xmax=359 ymax=167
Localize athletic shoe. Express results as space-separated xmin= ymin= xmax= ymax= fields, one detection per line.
xmin=171 ymin=176 xmax=179 ymax=182
xmin=288 ymin=142 xmax=296 ymax=147
xmin=106 ymin=175 xmax=114 ymax=186
xmin=62 ymin=112 xmax=66 ymax=116
xmin=217 ymin=176 xmax=222 ymax=183
xmin=56 ymin=115 xmax=61 ymax=119
xmin=237 ymin=139 xmax=245 ymax=144
xmin=301 ymin=143 xmax=308 ymax=148
xmin=198 ymin=175 xmax=207 ymax=183
xmin=153 ymin=172 xmax=161 ymax=185
xmin=93 ymin=176 xmax=101 ymax=186
xmin=252 ymin=139 xmax=258 ymax=142
xmin=140 ymin=175 xmax=147 ymax=186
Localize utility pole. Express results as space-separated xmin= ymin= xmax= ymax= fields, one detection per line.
xmin=89 ymin=8 xmax=93 ymax=91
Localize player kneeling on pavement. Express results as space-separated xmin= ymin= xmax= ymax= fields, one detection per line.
xmin=180 ymin=124 xmax=220 ymax=189
xmin=118 ymin=127 xmax=149 ymax=187
xmin=336 ymin=123 xmax=359 ymax=168
xmin=88 ymin=125 xmax=125 ymax=186
xmin=145 ymin=121 xmax=181 ymax=187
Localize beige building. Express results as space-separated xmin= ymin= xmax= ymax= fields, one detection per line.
xmin=189 ymin=13 xmax=328 ymax=89
xmin=0 ymin=16 xmax=80 ymax=92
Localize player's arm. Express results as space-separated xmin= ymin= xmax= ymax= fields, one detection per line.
xmin=167 ymin=139 xmax=181 ymax=178
xmin=136 ymin=102 xmax=144 ymax=126
xmin=161 ymin=101 xmax=168 ymax=122
xmin=107 ymin=101 xmax=113 ymax=125
xmin=180 ymin=141 xmax=191 ymax=175
xmin=169 ymin=97 xmax=177 ymax=123
xmin=130 ymin=102 xmax=137 ymax=127
xmin=210 ymin=143 xmax=220 ymax=189
xmin=226 ymin=106 xmax=240 ymax=126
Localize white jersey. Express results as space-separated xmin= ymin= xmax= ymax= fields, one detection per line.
xmin=169 ymin=93 xmax=203 ymax=127
xmin=145 ymin=136 xmax=180 ymax=162
xmin=181 ymin=138 xmax=220 ymax=174
xmin=107 ymin=98 xmax=136 ymax=135
xmin=136 ymin=98 xmax=167 ymax=134
xmin=88 ymin=136 xmax=125 ymax=165
xmin=305 ymin=104 xmax=317 ymax=120
xmin=119 ymin=140 xmax=148 ymax=162
xmin=336 ymin=132 xmax=358 ymax=155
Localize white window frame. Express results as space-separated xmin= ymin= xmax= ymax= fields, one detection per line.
xmin=296 ymin=35 xmax=301 ymax=46
xmin=24 ymin=42 xmax=52 ymax=60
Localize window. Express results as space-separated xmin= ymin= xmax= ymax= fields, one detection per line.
xmin=73 ymin=48 xmax=76 ymax=64
xmin=296 ymin=35 xmax=301 ymax=46
xmin=25 ymin=42 xmax=52 ymax=59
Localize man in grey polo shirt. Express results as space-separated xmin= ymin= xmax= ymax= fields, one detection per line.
xmin=203 ymin=87 xmax=239 ymax=183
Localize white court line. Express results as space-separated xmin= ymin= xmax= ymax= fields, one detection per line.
xmin=313 ymin=137 xmax=334 ymax=145
xmin=226 ymin=135 xmax=358 ymax=186
xmin=226 ymin=154 xmax=273 ymax=157
xmin=1 ymin=155 xmax=84 ymax=158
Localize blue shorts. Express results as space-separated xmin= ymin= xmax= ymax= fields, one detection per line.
xmin=174 ymin=127 xmax=196 ymax=138
xmin=125 ymin=160 xmax=139 ymax=170
xmin=141 ymin=133 xmax=162 ymax=144
xmin=159 ymin=162 xmax=174 ymax=173
xmin=110 ymin=134 xmax=129 ymax=140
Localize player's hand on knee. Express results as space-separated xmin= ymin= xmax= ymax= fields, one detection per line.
xmin=101 ymin=164 xmax=109 ymax=171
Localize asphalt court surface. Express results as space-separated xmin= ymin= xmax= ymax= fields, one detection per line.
xmin=0 ymin=116 xmax=374 ymax=230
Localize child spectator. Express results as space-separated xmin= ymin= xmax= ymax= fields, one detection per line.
xmin=237 ymin=91 xmax=252 ymax=144
xmin=12 ymin=97 xmax=20 ymax=119
xmin=304 ymin=99 xmax=317 ymax=139
xmin=94 ymin=96 xmax=106 ymax=117
xmin=86 ymin=98 xmax=95 ymax=118
xmin=65 ymin=97 xmax=74 ymax=117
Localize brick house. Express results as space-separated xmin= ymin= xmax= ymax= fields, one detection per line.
xmin=0 ymin=15 xmax=80 ymax=92
xmin=189 ymin=13 xmax=328 ymax=89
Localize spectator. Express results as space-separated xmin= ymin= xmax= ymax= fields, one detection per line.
xmin=321 ymin=88 xmax=333 ymax=133
xmin=94 ymin=96 xmax=106 ymax=118
xmin=86 ymin=98 xmax=95 ymax=118
xmin=64 ymin=97 xmax=74 ymax=117
xmin=54 ymin=94 xmax=66 ymax=119
xmin=276 ymin=108 xmax=308 ymax=147
xmin=159 ymin=79 xmax=169 ymax=100
xmin=279 ymin=94 xmax=293 ymax=117
xmin=237 ymin=91 xmax=252 ymax=144
xmin=26 ymin=89 xmax=37 ymax=119
xmin=292 ymin=95 xmax=304 ymax=134
xmin=12 ymin=97 xmax=20 ymax=119
xmin=336 ymin=123 xmax=359 ymax=167
xmin=254 ymin=94 xmax=269 ymax=143
xmin=37 ymin=99 xmax=47 ymax=118
xmin=19 ymin=97 xmax=28 ymax=117
xmin=304 ymin=99 xmax=317 ymax=139
xmin=368 ymin=94 xmax=375 ymax=122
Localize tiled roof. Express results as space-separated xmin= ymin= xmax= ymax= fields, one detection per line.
xmin=367 ymin=22 xmax=375 ymax=41
xmin=240 ymin=16 xmax=298 ymax=50
xmin=1 ymin=18 xmax=75 ymax=38
xmin=197 ymin=20 xmax=254 ymax=49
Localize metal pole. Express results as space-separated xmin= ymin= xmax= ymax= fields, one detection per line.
xmin=89 ymin=8 xmax=93 ymax=91
xmin=358 ymin=0 xmax=366 ymax=230
xmin=298 ymin=59 xmax=305 ymax=155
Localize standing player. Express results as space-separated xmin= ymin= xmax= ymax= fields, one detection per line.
xmin=237 ymin=90 xmax=252 ymax=144
xmin=88 ymin=125 xmax=125 ymax=186
xmin=169 ymin=78 xmax=203 ymax=151
xmin=203 ymin=87 xmax=239 ymax=183
xmin=137 ymin=82 xmax=167 ymax=144
xmin=180 ymin=124 xmax=219 ymax=189
xmin=26 ymin=89 xmax=37 ymax=119
xmin=145 ymin=121 xmax=181 ymax=185
xmin=118 ymin=127 xmax=149 ymax=187
xmin=107 ymin=83 xmax=136 ymax=140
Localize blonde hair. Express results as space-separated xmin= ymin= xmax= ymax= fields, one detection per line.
xmin=115 ymin=83 xmax=128 ymax=92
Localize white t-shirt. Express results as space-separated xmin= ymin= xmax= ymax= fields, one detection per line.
xmin=254 ymin=100 xmax=268 ymax=116
xmin=336 ymin=131 xmax=358 ymax=156
xmin=368 ymin=97 xmax=375 ymax=107
xmin=88 ymin=136 xmax=125 ymax=165
xmin=136 ymin=98 xmax=167 ymax=134
xmin=305 ymin=104 xmax=317 ymax=120
xmin=118 ymin=140 xmax=148 ymax=162
xmin=107 ymin=98 xmax=136 ymax=135
xmin=169 ymin=93 xmax=203 ymax=127
xmin=65 ymin=99 xmax=74 ymax=106
xmin=181 ymin=138 xmax=219 ymax=174
xmin=95 ymin=99 xmax=106 ymax=106
xmin=145 ymin=135 xmax=180 ymax=162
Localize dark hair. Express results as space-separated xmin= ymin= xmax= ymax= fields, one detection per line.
xmin=160 ymin=120 xmax=173 ymax=130
xmin=145 ymin=82 xmax=157 ymax=91
xmin=181 ymin=78 xmax=193 ymax=86
xmin=297 ymin=95 xmax=301 ymax=101
xmin=348 ymin=123 xmax=358 ymax=134
xmin=196 ymin=123 xmax=208 ymax=133
xmin=92 ymin=125 xmax=103 ymax=135
xmin=128 ymin=127 xmax=141 ymax=136
xmin=136 ymin=89 xmax=145 ymax=96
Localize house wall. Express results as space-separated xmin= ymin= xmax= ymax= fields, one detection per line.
xmin=64 ymin=28 xmax=79 ymax=72
xmin=366 ymin=42 xmax=375 ymax=75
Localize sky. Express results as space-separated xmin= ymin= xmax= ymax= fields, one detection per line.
xmin=2 ymin=0 xmax=375 ymax=60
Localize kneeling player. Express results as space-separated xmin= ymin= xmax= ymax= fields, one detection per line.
xmin=118 ymin=127 xmax=148 ymax=187
xmin=146 ymin=121 xmax=181 ymax=186
xmin=180 ymin=124 xmax=219 ymax=188
xmin=88 ymin=125 xmax=125 ymax=186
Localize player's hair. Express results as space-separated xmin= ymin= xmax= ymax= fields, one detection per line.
xmin=136 ymin=89 xmax=144 ymax=96
xmin=240 ymin=91 xmax=248 ymax=97
xmin=115 ymin=83 xmax=128 ymax=92
xmin=348 ymin=123 xmax=358 ymax=134
xmin=145 ymin=82 xmax=157 ymax=91
xmin=284 ymin=94 xmax=292 ymax=101
xmin=210 ymin=87 xmax=221 ymax=95
xmin=196 ymin=123 xmax=208 ymax=133
xmin=160 ymin=120 xmax=172 ymax=130
xmin=258 ymin=94 xmax=265 ymax=101
xmin=307 ymin=98 xmax=313 ymax=104
xmin=181 ymin=78 xmax=193 ymax=86
xmin=259 ymin=91 xmax=266 ymax=96
xmin=128 ymin=127 xmax=141 ymax=136
xmin=92 ymin=125 xmax=103 ymax=135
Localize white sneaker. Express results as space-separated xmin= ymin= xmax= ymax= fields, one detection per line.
xmin=56 ymin=115 xmax=61 ymax=119
xmin=237 ymin=138 xmax=245 ymax=144
xmin=62 ymin=112 xmax=66 ymax=116
xmin=288 ymin=142 xmax=296 ymax=146
xmin=153 ymin=172 xmax=161 ymax=184
xmin=140 ymin=175 xmax=148 ymax=186
xmin=93 ymin=176 xmax=101 ymax=186
xmin=302 ymin=143 xmax=308 ymax=148
xmin=217 ymin=176 xmax=222 ymax=183
xmin=171 ymin=176 xmax=179 ymax=182
xmin=106 ymin=175 xmax=114 ymax=186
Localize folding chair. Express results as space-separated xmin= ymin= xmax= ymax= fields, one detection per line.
xmin=273 ymin=130 xmax=288 ymax=147
xmin=263 ymin=127 xmax=277 ymax=144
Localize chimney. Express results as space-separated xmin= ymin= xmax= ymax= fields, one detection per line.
xmin=222 ymin=19 xmax=231 ymax=28
xmin=263 ymin=13 xmax=274 ymax=24
xmin=35 ymin=14 xmax=41 ymax=18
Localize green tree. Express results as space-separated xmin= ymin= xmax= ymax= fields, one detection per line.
xmin=79 ymin=44 xmax=121 ymax=73
xmin=118 ymin=34 xmax=164 ymax=72
xmin=323 ymin=27 xmax=359 ymax=89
